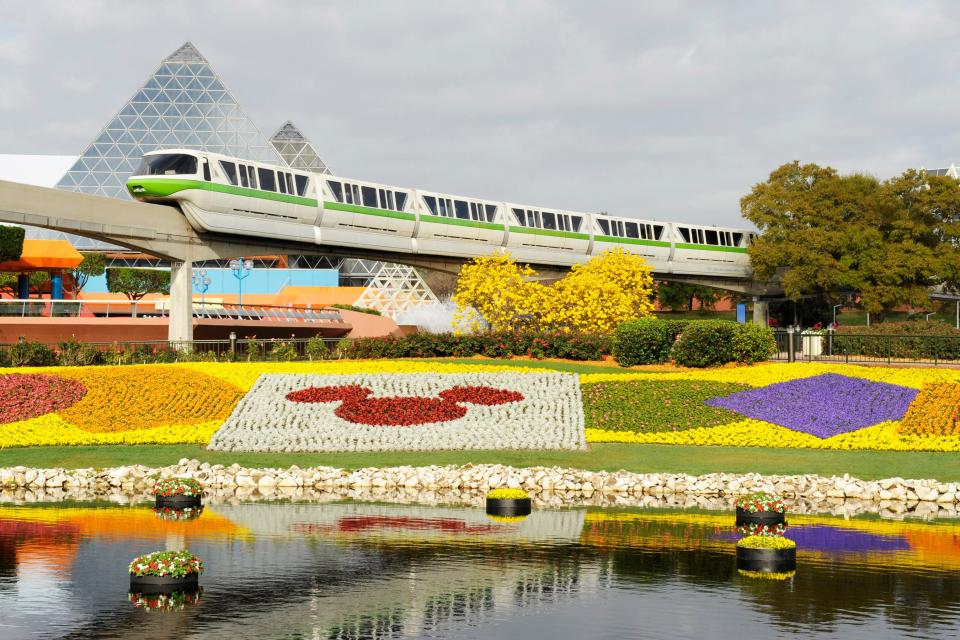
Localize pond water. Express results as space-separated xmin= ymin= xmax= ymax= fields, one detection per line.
xmin=2 ymin=500 xmax=960 ymax=639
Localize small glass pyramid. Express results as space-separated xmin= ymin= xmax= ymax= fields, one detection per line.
xmin=270 ymin=121 xmax=332 ymax=174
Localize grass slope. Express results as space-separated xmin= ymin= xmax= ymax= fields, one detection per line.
xmin=3 ymin=443 xmax=959 ymax=481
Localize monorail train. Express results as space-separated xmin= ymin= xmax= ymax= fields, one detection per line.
xmin=126 ymin=149 xmax=755 ymax=276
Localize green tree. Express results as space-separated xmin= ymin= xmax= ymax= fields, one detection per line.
xmin=106 ymin=267 xmax=170 ymax=317
xmin=70 ymin=252 xmax=106 ymax=295
xmin=656 ymin=281 xmax=724 ymax=312
xmin=741 ymin=161 xmax=960 ymax=319
xmin=0 ymin=272 xmax=49 ymax=298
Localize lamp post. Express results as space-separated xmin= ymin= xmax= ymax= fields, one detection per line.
xmin=192 ymin=268 xmax=211 ymax=315
xmin=832 ymin=304 xmax=842 ymax=327
xmin=926 ymin=312 xmax=935 ymax=322
xmin=229 ymin=257 xmax=253 ymax=316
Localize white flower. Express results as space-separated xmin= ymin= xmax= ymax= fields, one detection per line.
xmin=208 ymin=373 xmax=586 ymax=453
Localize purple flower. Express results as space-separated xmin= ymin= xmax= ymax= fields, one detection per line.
xmin=705 ymin=373 xmax=918 ymax=438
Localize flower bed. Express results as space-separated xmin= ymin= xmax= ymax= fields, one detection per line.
xmin=0 ymin=374 xmax=86 ymax=423
xmin=129 ymin=550 xmax=204 ymax=578
xmin=209 ymin=373 xmax=585 ymax=452
xmin=153 ymin=478 xmax=203 ymax=498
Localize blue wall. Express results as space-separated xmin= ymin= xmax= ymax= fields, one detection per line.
xmin=83 ymin=268 xmax=339 ymax=295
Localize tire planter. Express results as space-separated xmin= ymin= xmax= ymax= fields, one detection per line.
xmin=735 ymin=508 xmax=786 ymax=526
xmin=736 ymin=546 xmax=796 ymax=573
xmin=129 ymin=573 xmax=200 ymax=595
xmin=155 ymin=494 xmax=201 ymax=509
xmin=486 ymin=497 xmax=532 ymax=517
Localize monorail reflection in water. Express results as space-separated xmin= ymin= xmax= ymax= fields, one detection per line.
xmin=1 ymin=501 xmax=959 ymax=639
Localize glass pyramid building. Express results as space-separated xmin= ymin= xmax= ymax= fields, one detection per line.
xmin=270 ymin=121 xmax=332 ymax=174
xmin=55 ymin=42 xmax=283 ymax=200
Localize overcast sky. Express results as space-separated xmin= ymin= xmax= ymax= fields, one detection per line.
xmin=1 ymin=0 xmax=959 ymax=227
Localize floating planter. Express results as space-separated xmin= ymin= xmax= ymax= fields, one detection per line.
xmin=129 ymin=550 xmax=204 ymax=595
xmin=154 ymin=506 xmax=203 ymax=522
xmin=735 ymin=492 xmax=787 ymax=526
xmin=153 ymin=478 xmax=203 ymax=509
xmin=736 ymin=522 xmax=787 ymax=537
xmin=485 ymin=488 xmax=532 ymax=517
xmin=735 ymin=535 xmax=797 ymax=573
xmin=128 ymin=589 xmax=203 ymax=611
xmin=736 ymin=569 xmax=796 ymax=581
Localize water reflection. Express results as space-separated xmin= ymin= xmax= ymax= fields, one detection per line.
xmin=0 ymin=501 xmax=958 ymax=639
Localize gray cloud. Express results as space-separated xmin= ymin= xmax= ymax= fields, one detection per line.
xmin=1 ymin=0 xmax=958 ymax=227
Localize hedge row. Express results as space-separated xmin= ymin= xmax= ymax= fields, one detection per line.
xmin=340 ymin=332 xmax=611 ymax=361
xmin=613 ymin=318 xmax=776 ymax=367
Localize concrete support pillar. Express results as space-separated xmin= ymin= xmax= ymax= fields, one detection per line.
xmin=16 ymin=274 xmax=29 ymax=299
xmin=50 ymin=271 xmax=62 ymax=300
xmin=168 ymin=258 xmax=194 ymax=344
xmin=752 ymin=298 xmax=769 ymax=326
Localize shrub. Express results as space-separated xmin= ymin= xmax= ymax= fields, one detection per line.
xmin=269 ymin=340 xmax=298 ymax=362
xmin=56 ymin=338 xmax=102 ymax=367
xmin=0 ymin=226 xmax=25 ymax=262
xmin=331 ymin=304 xmax=382 ymax=316
xmin=669 ymin=320 xmax=737 ymax=367
xmin=731 ymin=323 xmax=777 ymax=364
xmin=7 ymin=340 xmax=56 ymax=367
xmin=613 ymin=318 xmax=671 ymax=366
xmin=305 ymin=335 xmax=329 ymax=361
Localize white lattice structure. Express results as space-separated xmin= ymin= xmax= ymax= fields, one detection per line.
xmin=354 ymin=263 xmax=439 ymax=319
xmin=270 ymin=121 xmax=333 ymax=174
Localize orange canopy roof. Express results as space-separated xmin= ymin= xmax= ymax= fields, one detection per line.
xmin=0 ymin=240 xmax=84 ymax=271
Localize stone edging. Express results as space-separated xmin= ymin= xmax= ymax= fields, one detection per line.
xmin=1 ymin=459 xmax=958 ymax=519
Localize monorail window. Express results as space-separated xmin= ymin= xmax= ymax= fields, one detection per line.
xmin=424 ymin=195 xmax=437 ymax=214
xmin=247 ymin=166 xmax=257 ymax=189
xmin=286 ymin=173 xmax=294 ymax=195
xmin=512 ymin=208 xmax=526 ymax=225
xmin=219 ymin=161 xmax=238 ymax=186
xmin=625 ymin=222 xmax=639 ymax=239
xmin=485 ymin=204 xmax=497 ymax=222
xmin=454 ymin=200 xmax=469 ymax=220
xmin=362 ymin=186 xmax=377 ymax=208
xmin=202 ymin=159 xmax=211 ymax=181
xmin=396 ymin=192 xmax=407 ymax=211
xmin=277 ymin=172 xmax=287 ymax=194
xmin=733 ymin=232 xmax=744 ymax=246
xmin=137 ymin=153 xmax=197 ymax=176
xmin=237 ymin=164 xmax=248 ymax=188
xmin=295 ymin=175 xmax=308 ymax=196
xmin=439 ymin=198 xmax=452 ymax=217
xmin=705 ymin=230 xmax=718 ymax=245
xmin=597 ymin=219 xmax=610 ymax=235
xmin=571 ymin=216 xmax=582 ymax=232
xmin=653 ymin=224 xmax=664 ymax=240
xmin=678 ymin=227 xmax=691 ymax=242
xmin=258 ymin=168 xmax=276 ymax=192
xmin=327 ymin=180 xmax=343 ymax=202
xmin=542 ymin=211 xmax=557 ymax=230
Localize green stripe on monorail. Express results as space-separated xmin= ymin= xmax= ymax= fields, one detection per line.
xmin=674 ymin=242 xmax=748 ymax=253
xmin=419 ymin=214 xmax=504 ymax=231
xmin=508 ymin=226 xmax=591 ymax=241
xmin=323 ymin=201 xmax=417 ymax=222
xmin=594 ymin=235 xmax=671 ymax=248
xmin=126 ymin=178 xmax=319 ymax=207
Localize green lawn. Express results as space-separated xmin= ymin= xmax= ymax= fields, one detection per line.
xmin=3 ymin=443 xmax=959 ymax=481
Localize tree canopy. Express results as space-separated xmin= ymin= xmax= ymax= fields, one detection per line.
xmin=656 ymin=281 xmax=724 ymax=312
xmin=70 ymin=252 xmax=106 ymax=294
xmin=106 ymin=267 xmax=170 ymax=302
xmin=741 ymin=161 xmax=960 ymax=316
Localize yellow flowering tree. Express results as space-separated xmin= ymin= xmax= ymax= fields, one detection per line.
xmin=550 ymin=248 xmax=655 ymax=333
xmin=452 ymin=253 xmax=548 ymax=332
xmin=453 ymin=249 xmax=655 ymax=334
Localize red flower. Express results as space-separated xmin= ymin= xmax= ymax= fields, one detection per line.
xmin=286 ymin=385 xmax=524 ymax=426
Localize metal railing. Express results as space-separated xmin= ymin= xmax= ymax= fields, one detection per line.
xmin=773 ymin=328 xmax=960 ymax=365
xmin=0 ymin=299 xmax=343 ymax=323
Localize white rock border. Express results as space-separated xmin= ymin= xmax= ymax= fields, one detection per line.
xmin=2 ymin=461 xmax=959 ymax=520
xmin=208 ymin=372 xmax=586 ymax=452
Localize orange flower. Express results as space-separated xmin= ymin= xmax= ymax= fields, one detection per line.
xmin=899 ymin=384 xmax=960 ymax=436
